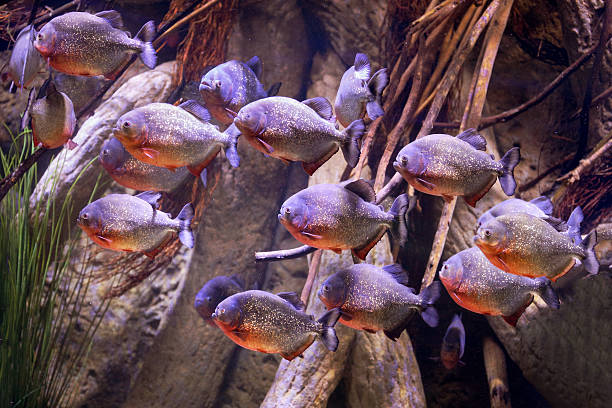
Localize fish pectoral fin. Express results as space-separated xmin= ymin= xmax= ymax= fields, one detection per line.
xmin=224 ymin=107 xmax=238 ymax=118
xmin=254 ymin=137 xmax=275 ymax=154
xmin=301 ymin=231 xmax=323 ymax=240
xmin=416 ymin=177 xmax=436 ymax=191
xmin=352 ymin=229 xmax=386 ymax=261
xmin=139 ymin=147 xmax=160 ymax=160
xmin=494 ymin=255 xmax=509 ymax=271
xmin=363 ymin=328 xmax=377 ymax=334
xmin=340 ymin=311 xmax=353 ymax=321
xmin=279 ymin=157 xmax=291 ymax=165
xmin=231 ymin=329 xmax=248 ymax=341
xmin=302 ymin=145 xmax=338 ymax=176
xmin=96 ymin=235 xmax=112 ymax=243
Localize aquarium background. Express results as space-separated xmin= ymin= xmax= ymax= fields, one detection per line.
xmin=0 ymin=0 xmax=610 ymax=407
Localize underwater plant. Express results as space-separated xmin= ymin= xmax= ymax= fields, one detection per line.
xmin=0 ymin=129 xmax=111 ymax=407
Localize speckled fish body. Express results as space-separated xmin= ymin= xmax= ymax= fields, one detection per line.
xmin=100 ymin=137 xmax=190 ymax=192
xmin=318 ymin=264 xmax=440 ymax=339
xmin=393 ymin=130 xmax=520 ymax=207
xmin=474 ymin=212 xmax=599 ymax=281
xmin=33 ymin=11 xmax=156 ymax=78
xmin=77 ymin=192 xmax=194 ymax=255
xmin=439 ymin=247 xmax=560 ymax=326
xmin=278 ymin=180 xmax=411 ymax=260
xmin=440 ymin=314 xmax=465 ymax=370
xmin=194 ymin=275 xmax=243 ymax=326
xmin=234 ymin=96 xmax=364 ymax=175
xmin=212 ymin=290 xmax=340 ymax=360
xmin=113 ymin=102 xmax=240 ymax=176
xmin=52 ymin=70 xmax=107 ymax=113
xmin=199 ymin=57 xmax=280 ymax=126
xmin=334 ymin=53 xmax=388 ymax=128
xmin=29 ymin=82 xmax=76 ymax=149
xmin=5 ymin=25 xmax=44 ymax=89
xmin=477 ymin=197 xmax=553 ymax=227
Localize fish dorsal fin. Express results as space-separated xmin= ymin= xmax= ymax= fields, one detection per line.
xmin=456 ymin=128 xmax=486 ymax=151
xmin=95 ymin=10 xmax=125 ymax=30
xmin=341 ymin=179 xmax=376 ymax=202
xmin=276 ymin=292 xmax=305 ymax=311
xmin=135 ymin=191 xmax=162 ymax=209
xmin=353 ymin=53 xmax=371 ymax=81
xmin=529 ymin=196 xmax=554 ymax=215
xmin=229 ymin=274 xmax=245 ymax=289
xmin=302 ymin=97 xmax=333 ymax=121
xmin=179 ymin=100 xmax=211 ymax=122
xmin=382 ymin=264 xmax=410 ymax=286
xmin=245 ymin=56 xmax=263 ymax=79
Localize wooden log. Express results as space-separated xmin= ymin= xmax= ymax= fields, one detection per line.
xmin=483 ymin=337 xmax=512 ymax=408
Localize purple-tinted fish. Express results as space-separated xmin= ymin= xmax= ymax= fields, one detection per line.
xmin=440 ymin=314 xmax=465 ymax=370
xmin=2 ymin=25 xmax=45 ymax=90
xmin=100 ymin=137 xmax=190 ymax=192
xmin=77 ymin=191 xmax=194 ymax=258
xmin=194 ymin=275 xmax=244 ymax=327
xmin=213 ymin=290 xmax=341 ymax=361
xmin=440 ymin=247 xmax=560 ymax=326
xmin=474 ymin=207 xmax=599 ymax=281
xmin=199 ymin=56 xmax=281 ymax=126
xmin=478 ymin=197 xmax=554 ymax=227
xmin=34 ymin=11 xmax=156 ymax=79
xmin=393 ymin=129 xmax=520 ymax=207
xmin=334 ymin=53 xmax=388 ymax=128
xmin=234 ymin=96 xmax=364 ymax=175
xmin=318 ymin=263 xmax=440 ymax=340
xmin=29 ymin=82 xmax=77 ymax=149
xmin=278 ymin=179 xmax=412 ymax=260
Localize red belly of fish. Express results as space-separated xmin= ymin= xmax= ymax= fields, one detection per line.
xmin=220 ymin=327 xmax=279 ymax=354
xmin=49 ymin=55 xmax=101 ymax=77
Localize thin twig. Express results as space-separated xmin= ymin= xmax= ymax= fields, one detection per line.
xmin=153 ymin=0 xmax=221 ymax=46
xmin=557 ymin=137 xmax=612 ymax=184
xmin=352 ymin=116 xmax=382 ymax=179
xmin=569 ymin=84 xmax=612 ymax=120
xmin=300 ymin=249 xmax=322 ymax=304
xmin=517 ymin=154 xmax=573 ymax=192
xmin=255 ymin=245 xmax=316 ymax=263
xmin=375 ymin=172 xmax=404 ymax=205
xmin=19 ymin=88 xmax=36 ymax=131
xmin=15 ymin=0 xmax=80 ymax=31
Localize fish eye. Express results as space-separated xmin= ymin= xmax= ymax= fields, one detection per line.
xmin=323 ymin=284 xmax=330 ymax=292
xmin=485 ymin=230 xmax=491 ymax=237
xmin=122 ymin=121 xmax=131 ymax=129
xmin=284 ymin=207 xmax=291 ymax=215
xmin=37 ymin=33 xmax=44 ymax=41
xmin=400 ymin=156 xmax=408 ymax=166
xmin=102 ymin=149 xmax=110 ymax=156
xmin=264 ymin=111 xmax=268 ymax=115
xmin=206 ymin=296 xmax=212 ymax=303
xmin=81 ymin=213 xmax=89 ymax=220
xmin=219 ymin=308 xmax=225 ymax=314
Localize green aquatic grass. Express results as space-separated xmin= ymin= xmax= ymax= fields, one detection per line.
xmin=0 ymin=129 xmax=110 ymax=407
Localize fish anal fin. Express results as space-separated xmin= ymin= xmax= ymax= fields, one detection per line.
xmin=384 ymin=313 xmax=413 ymax=341
xmin=281 ymin=338 xmax=313 ymax=361
xmin=331 ymin=248 xmax=342 ymax=254
xmin=187 ymin=151 xmax=219 ymax=177
xmin=441 ymin=194 xmax=454 ymax=203
xmin=302 ymin=146 xmax=339 ymax=176
xmin=501 ymin=301 xmax=530 ymax=327
xmin=463 ymin=176 xmax=496 ymax=207
xmin=352 ymin=228 xmax=386 ymax=260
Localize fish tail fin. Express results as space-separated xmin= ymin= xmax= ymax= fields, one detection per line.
xmin=318 ymin=307 xmax=341 ymax=352
xmin=388 ymin=194 xmax=415 ymax=259
xmin=566 ymin=206 xmax=584 ymax=245
xmin=136 ymin=21 xmax=157 ymax=69
xmin=176 ymin=203 xmax=195 ymax=248
xmin=366 ymin=68 xmax=388 ymax=121
xmin=581 ymin=230 xmax=599 ymax=275
xmin=267 ymin=82 xmax=281 ymax=97
xmin=223 ymin=124 xmax=241 ymax=168
xmin=498 ymin=147 xmax=520 ymax=196
xmin=534 ymin=277 xmax=560 ymax=309
xmin=418 ymin=281 xmax=440 ymax=327
xmin=340 ymin=119 xmax=364 ymax=168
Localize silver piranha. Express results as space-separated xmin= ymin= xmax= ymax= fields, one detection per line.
xmin=440 ymin=314 xmax=466 ymax=370
xmin=34 ymin=11 xmax=156 ymax=78
xmin=29 ymin=82 xmax=77 ymax=149
xmin=199 ymin=56 xmax=281 ymax=126
xmin=234 ymin=96 xmax=364 ymax=175
xmin=3 ymin=25 xmax=45 ymax=90
xmin=77 ymin=191 xmax=194 ymax=258
xmin=100 ymin=137 xmax=190 ymax=192
xmin=393 ymin=129 xmax=520 ymax=207
xmin=477 ymin=196 xmax=555 ymax=227
xmin=278 ymin=179 xmax=413 ymax=260
xmin=474 ymin=208 xmax=599 ymax=281
xmin=194 ymin=275 xmax=244 ymax=327
xmin=318 ymin=263 xmax=440 ymax=340
xmin=213 ymin=290 xmax=341 ymax=361
xmin=440 ymin=247 xmax=560 ymax=326
xmin=334 ymin=53 xmax=388 ymax=128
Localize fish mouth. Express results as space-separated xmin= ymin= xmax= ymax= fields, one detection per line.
xmin=199 ymin=80 xmax=214 ymax=93
xmin=472 ymin=235 xmax=484 ymax=246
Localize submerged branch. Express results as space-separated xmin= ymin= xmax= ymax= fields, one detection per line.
xmin=255 ymin=245 xmax=317 ymax=262
xmin=556 ymin=137 xmax=612 ymax=184
xmin=300 ymin=249 xmax=322 ymax=304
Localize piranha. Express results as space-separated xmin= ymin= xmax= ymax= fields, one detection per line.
xmin=194 ymin=275 xmax=244 ymax=327
xmin=212 ymin=290 xmax=341 ymax=361
xmin=33 ymin=11 xmax=156 ymax=79
xmin=439 ymin=247 xmax=560 ymax=326
xmin=113 ymin=101 xmax=240 ymax=185
xmin=439 ymin=314 xmax=466 ymax=370
xmin=474 ymin=207 xmax=599 ymax=281
xmin=334 ymin=53 xmax=388 ymax=128
xmin=77 ymin=191 xmax=194 ymax=257
xmin=52 ymin=70 xmax=107 ymax=113
xmin=29 ymin=81 xmax=77 ymax=149
xmin=2 ymin=25 xmax=45 ymax=90
xmin=199 ymin=56 xmax=281 ymax=126
xmin=100 ymin=137 xmax=190 ymax=192
xmin=278 ymin=179 xmax=412 ymax=260
xmin=318 ymin=263 xmax=440 ymax=340
xmin=393 ymin=129 xmax=520 ymax=207
xmin=234 ymin=96 xmax=364 ymax=176
xmin=477 ymin=196 xmax=555 ymax=228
